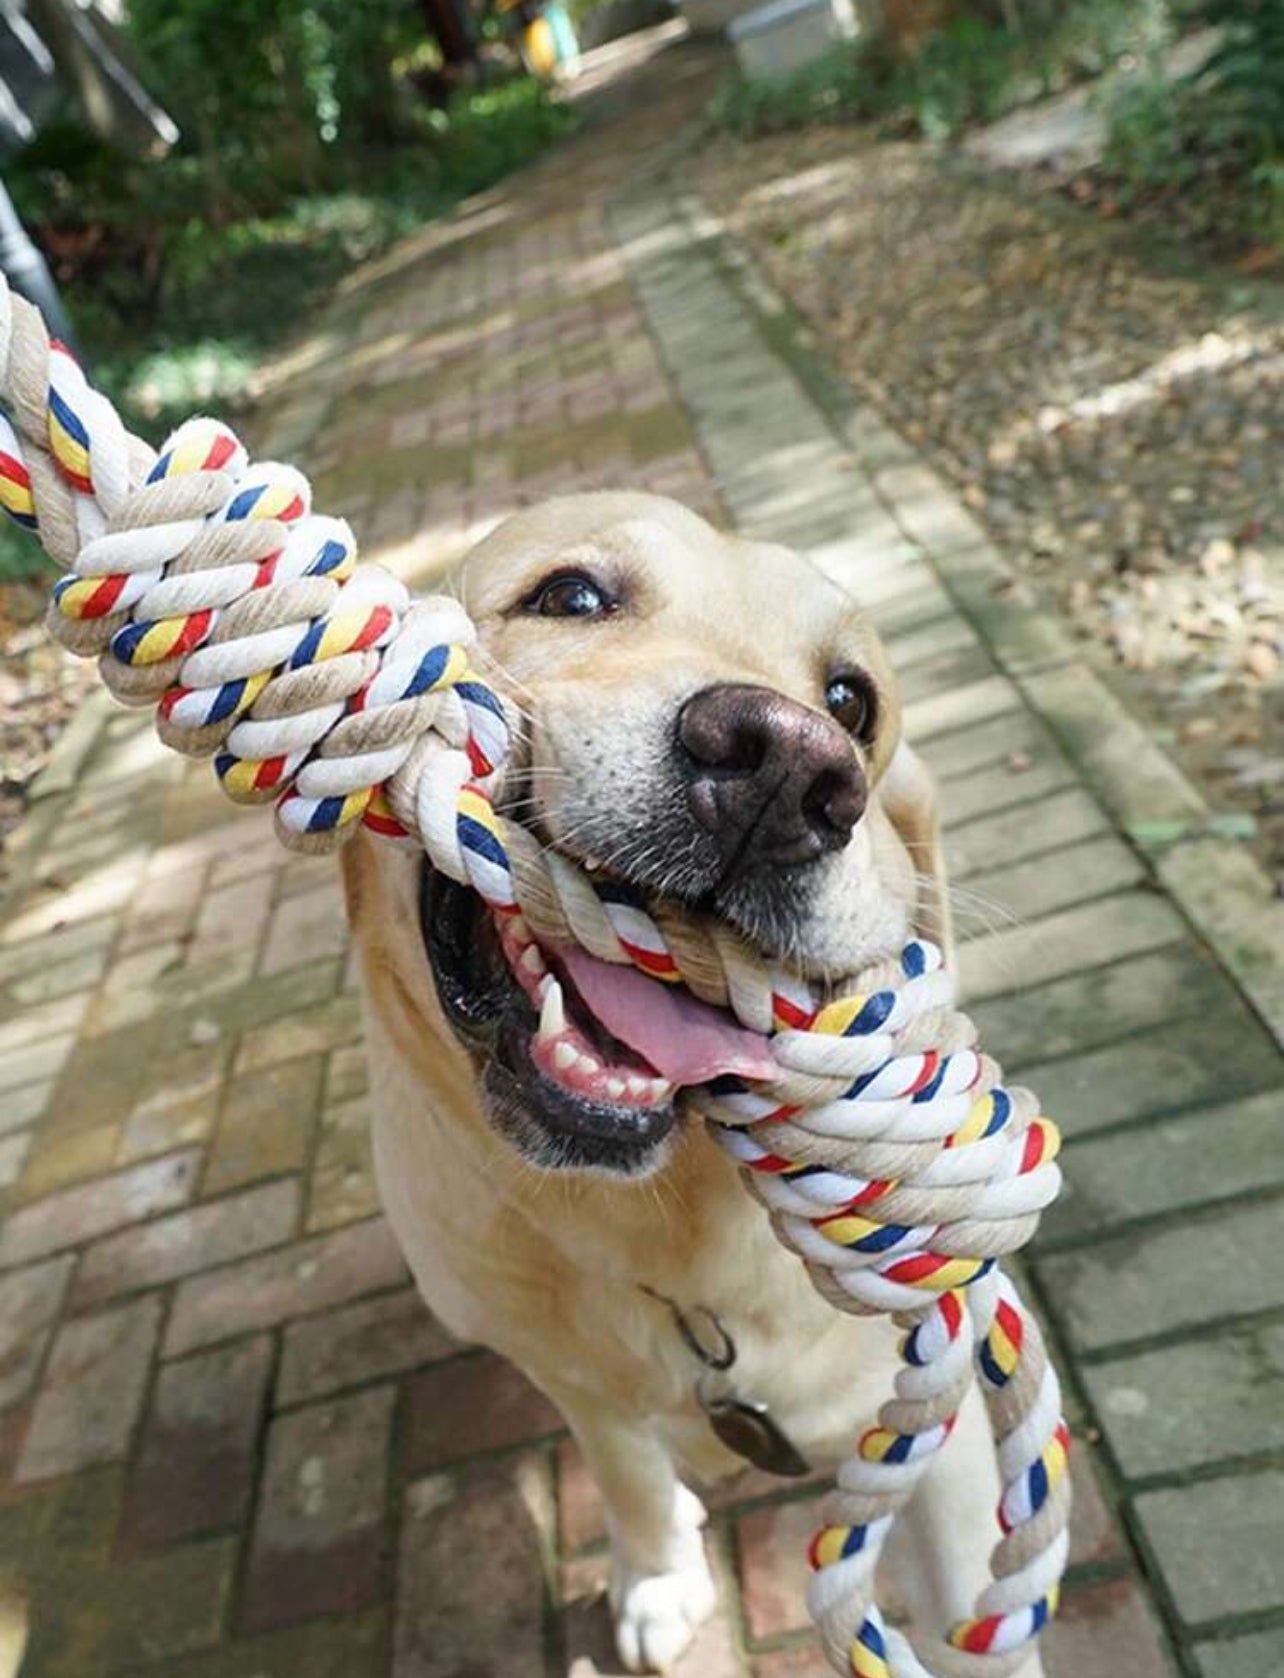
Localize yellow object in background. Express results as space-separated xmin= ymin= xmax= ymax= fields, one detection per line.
xmin=523 ymin=15 xmax=557 ymax=77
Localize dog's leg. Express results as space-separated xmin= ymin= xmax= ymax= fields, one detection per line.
xmin=881 ymin=1381 xmax=1046 ymax=1678
xmin=559 ymin=1397 xmax=717 ymax=1673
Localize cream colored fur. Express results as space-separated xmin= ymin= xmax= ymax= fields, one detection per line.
xmin=343 ymin=494 xmax=1040 ymax=1675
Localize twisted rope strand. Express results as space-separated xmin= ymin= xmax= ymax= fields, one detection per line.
xmin=0 ymin=274 xmax=1070 ymax=1678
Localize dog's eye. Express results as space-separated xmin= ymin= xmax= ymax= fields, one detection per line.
xmin=522 ymin=572 xmax=614 ymax=619
xmin=825 ymin=672 xmax=877 ymax=741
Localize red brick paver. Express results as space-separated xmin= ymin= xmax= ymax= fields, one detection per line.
xmin=0 ymin=22 xmax=1258 ymax=1678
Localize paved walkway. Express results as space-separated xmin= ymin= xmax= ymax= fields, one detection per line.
xmin=2 ymin=29 xmax=1282 ymax=1678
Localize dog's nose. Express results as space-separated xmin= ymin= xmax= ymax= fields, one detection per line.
xmin=678 ymin=684 xmax=866 ymax=873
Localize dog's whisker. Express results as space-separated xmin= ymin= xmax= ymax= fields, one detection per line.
xmin=472 ymin=645 xmax=539 ymax=706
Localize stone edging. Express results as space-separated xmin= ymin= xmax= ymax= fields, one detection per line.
xmin=647 ymin=176 xmax=1284 ymax=1051
xmin=7 ymin=127 xmax=1281 ymax=1050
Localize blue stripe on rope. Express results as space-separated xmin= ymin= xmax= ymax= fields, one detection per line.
xmin=458 ymin=813 xmax=509 ymax=870
xmin=49 ymin=386 xmax=90 ymax=450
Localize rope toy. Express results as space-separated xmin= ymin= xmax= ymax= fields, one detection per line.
xmin=0 ymin=273 xmax=1070 ymax=1678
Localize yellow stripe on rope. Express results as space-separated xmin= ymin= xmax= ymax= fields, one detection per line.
xmin=49 ymin=408 xmax=91 ymax=489
xmin=433 ymin=644 xmax=471 ymax=691
xmin=168 ymin=425 xmax=229 ymax=476
xmin=811 ymin=1526 xmax=857 ymax=1568
xmin=811 ymin=993 xmax=870 ymax=1036
xmin=126 ymin=618 xmax=196 ymax=665
xmin=324 ymin=786 xmax=375 ymax=829
xmin=816 ymin=1212 xmax=887 ymax=1249
xmin=219 ymin=758 xmax=282 ymax=801
xmin=951 ymin=1093 xmax=1000 ymax=1147
xmin=53 ymin=577 xmax=112 ymax=620
xmin=458 ymin=784 xmax=502 ymax=836
xmin=986 ymin=1310 xmax=1022 ymax=1381
xmin=894 ymin=1256 xmax=990 ymax=1292
xmin=1042 ymin=1431 xmax=1070 ymax=1492
xmin=0 ymin=471 xmax=34 ymax=522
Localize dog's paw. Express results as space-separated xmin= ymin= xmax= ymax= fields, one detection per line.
xmin=611 ymin=1501 xmax=717 ymax=1673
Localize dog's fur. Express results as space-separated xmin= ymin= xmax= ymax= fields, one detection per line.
xmin=343 ymin=495 xmax=1038 ymax=1673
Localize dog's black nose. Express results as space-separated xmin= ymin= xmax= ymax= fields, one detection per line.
xmin=678 ymin=684 xmax=865 ymax=874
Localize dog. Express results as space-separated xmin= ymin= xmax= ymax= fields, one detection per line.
xmin=343 ymin=492 xmax=1037 ymax=1674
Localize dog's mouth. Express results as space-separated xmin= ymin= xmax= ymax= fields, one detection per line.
xmin=420 ymin=864 xmax=776 ymax=1176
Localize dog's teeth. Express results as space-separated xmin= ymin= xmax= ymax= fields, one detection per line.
xmin=626 ymin=1074 xmax=650 ymax=1100
xmin=649 ymin=1078 xmax=673 ymax=1104
xmin=538 ymin=978 xmax=566 ymax=1042
xmin=520 ymin=944 xmax=546 ymax=977
xmin=578 ymin=1053 xmax=601 ymax=1076
xmin=606 ymin=1077 xmax=626 ymax=1100
xmin=584 ymin=854 xmax=604 ymax=873
xmin=553 ymin=1041 xmax=578 ymax=1071
xmin=511 ymin=916 xmax=532 ymax=945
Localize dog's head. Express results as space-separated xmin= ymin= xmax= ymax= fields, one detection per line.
xmin=353 ymin=493 xmax=943 ymax=1179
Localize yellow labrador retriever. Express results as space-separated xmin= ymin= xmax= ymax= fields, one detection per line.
xmin=344 ymin=493 xmax=1034 ymax=1674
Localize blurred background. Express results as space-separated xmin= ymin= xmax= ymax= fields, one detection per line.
xmin=0 ymin=7 xmax=1280 ymax=1677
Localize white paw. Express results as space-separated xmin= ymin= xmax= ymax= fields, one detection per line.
xmin=611 ymin=1499 xmax=717 ymax=1673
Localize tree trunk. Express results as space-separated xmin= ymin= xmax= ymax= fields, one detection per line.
xmin=416 ymin=0 xmax=477 ymax=69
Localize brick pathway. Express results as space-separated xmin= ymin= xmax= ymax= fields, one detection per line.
xmin=2 ymin=28 xmax=1283 ymax=1678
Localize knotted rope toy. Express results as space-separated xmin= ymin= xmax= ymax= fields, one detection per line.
xmin=1 ymin=271 xmax=1070 ymax=1678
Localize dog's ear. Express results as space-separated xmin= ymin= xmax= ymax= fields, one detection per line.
xmin=879 ymin=741 xmax=952 ymax=960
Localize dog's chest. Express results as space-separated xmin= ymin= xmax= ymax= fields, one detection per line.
xmin=552 ymin=1187 xmax=905 ymax=1482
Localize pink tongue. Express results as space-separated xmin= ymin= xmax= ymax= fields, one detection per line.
xmin=557 ymin=945 xmax=777 ymax=1087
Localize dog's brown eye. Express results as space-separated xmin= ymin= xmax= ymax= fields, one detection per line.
xmin=825 ymin=672 xmax=877 ymax=741
xmin=524 ymin=573 xmax=612 ymax=619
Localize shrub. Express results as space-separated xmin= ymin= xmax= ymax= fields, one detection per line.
xmin=1101 ymin=73 xmax=1201 ymax=196
xmin=910 ymin=18 xmax=1019 ymax=137
xmin=1099 ymin=0 xmax=1284 ymax=244
xmin=710 ymin=0 xmax=1169 ymax=143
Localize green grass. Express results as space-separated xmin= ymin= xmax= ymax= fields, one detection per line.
xmin=0 ymin=523 xmax=51 ymax=587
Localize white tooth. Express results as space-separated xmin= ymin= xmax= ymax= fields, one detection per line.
xmin=585 ymin=854 xmax=603 ymax=873
xmin=579 ymin=1053 xmax=601 ymax=1075
xmin=538 ymin=978 xmax=566 ymax=1042
xmin=520 ymin=944 xmax=546 ymax=976
xmin=605 ymin=1077 xmax=626 ymax=1099
xmin=627 ymin=1075 xmax=650 ymax=1099
xmin=649 ymin=1078 xmax=673 ymax=1104
xmin=554 ymin=1041 xmax=578 ymax=1071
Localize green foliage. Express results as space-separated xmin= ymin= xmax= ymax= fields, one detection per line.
xmin=0 ymin=521 xmax=48 ymax=586
xmin=711 ymin=0 xmax=1169 ymax=143
xmin=910 ymin=19 xmax=1019 ymax=137
xmin=1102 ymin=74 xmax=1198 ymax=193
xmin=709 ymin=43 xmax=875 ymax=136
xmin=711 ymin=0 xmax=1283 ymax=250
xmin=1026 ymin=0 xmax=1171 ymax=84
xmin=124 ymin=0 xmax=424 ymax=188
xmin=0 ymin=4 xmax=574 ymax=582
xmin=13 ymin=76 xmax=573 ymax=440
xmin=1193 ymin=0 xmax=1284 ymax=156
xmin=1099 ymin=0 xmax=1284 ymax=245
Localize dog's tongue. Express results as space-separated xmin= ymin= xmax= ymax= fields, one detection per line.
xmin=558 ymin=945 xmax=777 ymax=1086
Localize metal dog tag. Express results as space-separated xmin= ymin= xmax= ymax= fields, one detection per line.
xmin=641 ymin=1286 xmax=812 ymax=1479
xmin=701 ymin=1391 xmax=812 ymax=1479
